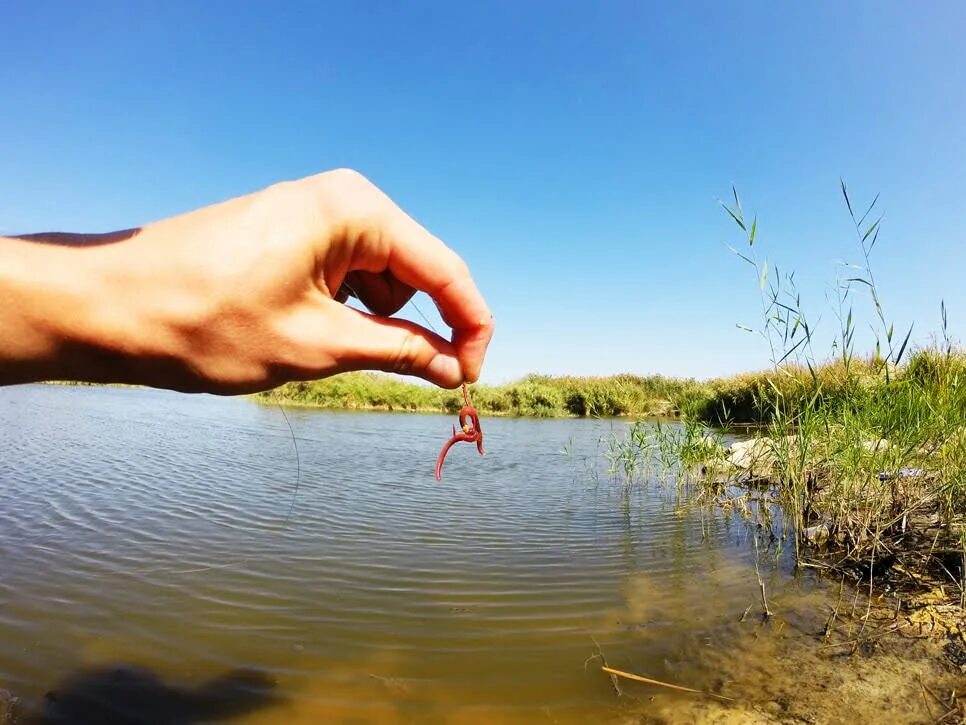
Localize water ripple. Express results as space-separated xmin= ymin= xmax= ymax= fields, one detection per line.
xmin=0 ymin=384 xmax=814 ymax=720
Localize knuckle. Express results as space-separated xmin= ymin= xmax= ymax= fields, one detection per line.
xmin=256 ymin=178 xmax=315 ymax=220
xmin=452 ymin=255 xmax=471 ymax=280
xmin=389 ymin=331 xmax=421 ymax=375
xmin=319 ymin=168 xmax=374 ymax=201
xmin=263 ymin=177 xmax=302 ymax=201
xmin=310 ymin=169 xmax=386 ymax=228
xmin=260 ymin=170 xmax=374 ymax=220
xmin=327 ymin=167 xmax=369 ymax=186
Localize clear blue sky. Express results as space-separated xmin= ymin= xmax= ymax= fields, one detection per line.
xmin=2 ymin=2 xmax=963 ymax=382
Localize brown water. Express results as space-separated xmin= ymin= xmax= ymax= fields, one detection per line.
xmin=0 ymin=384 xmax=841 ymax=723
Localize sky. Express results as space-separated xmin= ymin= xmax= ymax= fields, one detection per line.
xmin=1 ymin=2 xmax=964 ymax=383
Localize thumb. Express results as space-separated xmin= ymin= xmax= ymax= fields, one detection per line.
xmin=324 ymin=301 xmax=464 ymax=388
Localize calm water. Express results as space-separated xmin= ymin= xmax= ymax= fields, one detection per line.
xmin=0 ymin=385 xmax=829 ymax=723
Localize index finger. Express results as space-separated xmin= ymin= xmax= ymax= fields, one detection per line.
xmin=323 ymin=170 xmax=494 ymax=382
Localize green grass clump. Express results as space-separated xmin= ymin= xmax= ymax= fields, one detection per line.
xmin=693 ymin=358 xmax=886 ymax=426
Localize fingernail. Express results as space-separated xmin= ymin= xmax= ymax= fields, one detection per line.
xmin=427 ymin=354 xmax=461 ymax=385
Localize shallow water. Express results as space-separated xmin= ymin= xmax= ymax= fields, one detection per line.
xmin=0 ymin=384 xmax=832 ymax=723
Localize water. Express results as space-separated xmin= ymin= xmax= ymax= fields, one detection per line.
xmin=0 ymin=384 xmax=830 ymax=723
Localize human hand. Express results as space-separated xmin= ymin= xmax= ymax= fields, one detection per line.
xmin=0 ymin=170 xmax=493 ymax=394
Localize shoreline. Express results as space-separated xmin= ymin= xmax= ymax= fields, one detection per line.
xmin=251 ymin=393 xmax=664 ymax=419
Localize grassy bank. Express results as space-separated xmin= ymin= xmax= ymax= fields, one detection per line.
xmin=260 ymin=354 xmax=963 ymax=429
xmin=615 ymin=348 xmax=966 ymax=524
xmin=605 ymin=185 xmax=966 ymax=632
xmin=258 ymin=372 xmax=708 ymax=418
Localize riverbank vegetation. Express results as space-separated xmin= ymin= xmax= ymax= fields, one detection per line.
xmin=258 ymin=372 xmax=709 ymax=418
xmin=605 ymin=185 xmax=966 ymax=651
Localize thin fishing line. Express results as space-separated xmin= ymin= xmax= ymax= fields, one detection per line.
xmin=137 ymin=393 xmax=301 ymax=576
xmin=276 ymin=398 xmax=301 ymax=527
xmin=264 ymin=297 xmax=447 ymax=557
xmin=409 ymin=296 xmax=441 ymax=335
xmin=409 ymin=296 xmax=471 ymax=406
xmin=151 ymin=296 xmax=430 ymax=576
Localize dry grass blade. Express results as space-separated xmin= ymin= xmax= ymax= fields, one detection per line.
xmin=601 ymin=666 xmax=734 ymax=703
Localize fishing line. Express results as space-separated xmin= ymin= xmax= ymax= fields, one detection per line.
xmin=276 ymin=398 xmax=301 ymax=528
xmin=409 ymin=296 xmax=442 ymax=336
xmin=276 ymin=294 xmax=433 ymax=527
xmin=145 ymin=294 xmax=440 ymax=576
xmin=407 ymin=298 xmax=474 ymax=407
xmin=137 ymin=396 xmax=298 ymax=576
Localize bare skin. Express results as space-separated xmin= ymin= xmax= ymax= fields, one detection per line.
xmin=0 ymin=169 xmax=493 ymax=394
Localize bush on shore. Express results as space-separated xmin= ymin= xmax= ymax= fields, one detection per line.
xmin=257 ymin=371 xmax=708 ymax=419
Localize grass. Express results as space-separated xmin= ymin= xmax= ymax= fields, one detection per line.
xmin=257 ymin=372 xmax=709 ymax=418
xmin=605 ymin=183 xmax=966 ymax=608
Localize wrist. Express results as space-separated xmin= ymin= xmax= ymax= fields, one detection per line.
xmin=0 ymin=236 xmax=161 ymax=386
xmin=0 ymin=238 xmax=98 ymax=383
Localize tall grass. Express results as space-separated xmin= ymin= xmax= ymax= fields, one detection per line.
xmin=258 ymin=372 xmax=708 ymax=418
xmin=609 ymin=183 xmax=965 ymax=599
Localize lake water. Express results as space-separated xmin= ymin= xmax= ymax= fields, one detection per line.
xmin=0 ymin=384 xmax=831 ymax=723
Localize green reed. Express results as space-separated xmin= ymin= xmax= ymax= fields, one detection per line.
xmin=607 ymin=183 xmax=965 ymax=590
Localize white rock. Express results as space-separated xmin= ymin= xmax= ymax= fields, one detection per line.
xmin=803 ymin=523 xmax=830 ymax=545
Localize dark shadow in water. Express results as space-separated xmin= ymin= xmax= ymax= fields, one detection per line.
xmin=22 ymin=663 xmax=281 ymax=724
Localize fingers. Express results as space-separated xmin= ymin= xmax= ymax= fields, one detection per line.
xmin=373 ymin=210 xmax=494 ymax=382
xmin=313 ymin=170 xmax=494 ymax=381
xmin=323 ymin=299 xmax=464 ymax=388
xmin=334 ymin=283 xmax=353 ymax=304
xmin=343 ymin=270 xmax=416 ymax=317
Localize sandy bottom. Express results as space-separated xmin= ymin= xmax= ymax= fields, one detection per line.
xmin=230 ymin=569 xmax=966 ymax=724
xmin=638 ymin=621 xmax=965 ymax=724
xmin=609 ymin=570 xmax=966 ymax=724
xmin=7 ymin=565 xmax=965 ymax=724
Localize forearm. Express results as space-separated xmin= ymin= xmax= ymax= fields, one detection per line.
xmin=0 ymin=235 xmax=148 ymax=386
xmin=0 ymin=172 xmax=493 ymax=394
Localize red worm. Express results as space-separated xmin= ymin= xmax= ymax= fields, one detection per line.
xmin=434 ymin=386 xmax=484 ymax=481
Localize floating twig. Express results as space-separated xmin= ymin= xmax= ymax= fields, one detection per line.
xmin=601 ymin=666 xmax=734 ymax=703
xmin=934 ymin=706 xmax=961 ymax=724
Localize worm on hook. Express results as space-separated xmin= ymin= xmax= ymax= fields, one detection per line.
xmin=434 ymin=384 xmax=484 ymax=481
